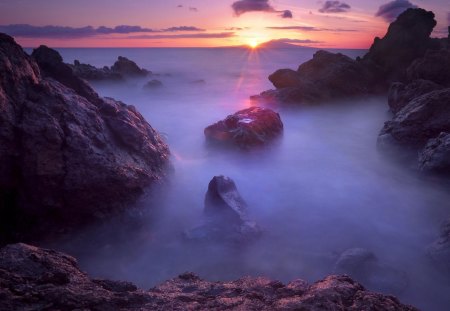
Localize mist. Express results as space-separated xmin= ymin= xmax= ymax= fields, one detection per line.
xmin=42 ymin=47 xmax=450 ymax=311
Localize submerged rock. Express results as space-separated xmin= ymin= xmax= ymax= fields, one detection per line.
xmin=185 ymin=176 xmax=261 ymax=243
xmin=144 ymin=79 xmax=163 ymax=89
xmin=204 ymin=107 xmax=283 ymax=149
xmin=71 ymin=59 xmax=123 ymax=81
xmin=334 ymin=248 xmax=409 ymax=295
xmin=0 ymin=33 xmax=170 ymax=244
xmin=0 ymin=243 xmax=418 ymax=310
xmin=111 ymin=56 xmax=150 ymax=77
xmin=388 ymin=79 xmax=444 ymax=114
xmin=419 ymin=132 xmax=450 ymax=173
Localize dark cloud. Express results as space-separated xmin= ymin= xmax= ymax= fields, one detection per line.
xmin=0 ymin=24 xmax=206 ymax=38
xmin=280 ymin=10 xmax=293 ymax=18
xmin=266 ymin=26 xmax=356 ymax=32
xmin=128 ymin=32 xmax=236 ymax=39
xmin=447 ymin=12 xmax=450 ymax=25
xmin=231 ymin=0 xmax=292 ymax=18
xmin=164 ymin=26 xmax=204 ymax=32
xmin=319 ymin=1 xmax=351 ymax=13
xmin=177 ymin=5 xmax=183 ymax=8
xmin=189 ymin=7 xmax=198 ymax=12
xmin=375 ymin=0 xmax=417 ymax=22
xmin=264 ymin=38 xmax=322 ymax=46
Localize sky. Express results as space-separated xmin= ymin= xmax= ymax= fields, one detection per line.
xmin=0 ymin=0 xmax=449 ymax=48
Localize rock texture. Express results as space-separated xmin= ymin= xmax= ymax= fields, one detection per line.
xmin=0 ymin=243 xmax=418 ymax=311
xmin=204 ymin=107 xmax=283 ymax=149
xmin=185 ymin=176 xmax=260 ymax=243
xmin=427 ymin=218 xmax=450 ymax=275
xmin=419 ymin=132 xmax=450 ymax=173
xmin=0 ymin=33 xmax=170 ymax=244
xmin=70 ymin=56 xmax=150 ymax=81
xmin=406 ymin=49 xmax=450 ymax=86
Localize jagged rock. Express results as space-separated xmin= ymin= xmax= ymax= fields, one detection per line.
xmin=406 ymin=49 xmax=450 ymax=86
xmin=0 ymin=33 xmax=170 ymax=244
xmin=185 ymin=176 xmax=260 ymax=243
xmin=419 ymin=132 xmax=450 ymax=173
xmin=204 ymin=107 xmax=283 ymax=149
xmin=388 ymin=79 xmax=443 ymax=114
xmin=427 ymin=218 xmax=450 ymax=275
xmin=378 ymin=89 xmax=450 ymax=148
xmin=334 ymin=248 xmax=409 ymax=295
xmin=362 ymin=8 xmax=437 ymax=85
xmin=144 ymin=79 xmax=163 ymax=89
xmin=71 ymin=59 xmax=123 ymax=81
xmin=0 ymin=243 xmax=418 ymax=310
xmin=111 ymin=56 xmax=149 ymax=77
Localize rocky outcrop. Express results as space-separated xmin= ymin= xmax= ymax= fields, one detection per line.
xmin=185 ymin=176 xmax=260 ymax=243
xmin=0 ymin=243 xmax=418 ymax=311
xmin=427 ymin=218 xmax=450 ymax=275
xmin=70 ymin=56 xmax=150 ymax=81
xmin=144 ymin=79 xmax=163 ymax=89
xmin=204 ymin=107 xmax=283 ymax=149
xmin=406 ymin=49 xmax=450 ymax=86
xmin=334 ymin=248 xmax=409 ymax=295
xmin=253 ymin=8 xmax=439 ymax=105
xmin=0 ymin=33 xmax=170 ymax=244
xmin=378 ymin=89 xmax=450 ymax=148
xmin=419 ymin=132 xmax=450 ymax=173
xmin=388 ymin=79 xmax=443 ymax=114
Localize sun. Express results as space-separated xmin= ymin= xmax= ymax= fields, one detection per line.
xmin=248 ymin=39 xmax=260 ymax=49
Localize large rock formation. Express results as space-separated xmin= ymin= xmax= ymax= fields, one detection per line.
xmin=0 ymin=33 xmax=170 ymax=244
xmin=185 ymin=176 xmax=260 ymax=243
xmin=0 ymin=243 xmax=418 ymax=310
xmin=204 ymin=107 xmax=283 ymax=149
xmin=406 ymin=49 xmax=450 ymax=86
xmin=253 ymin=8 xmax=439 ymax=105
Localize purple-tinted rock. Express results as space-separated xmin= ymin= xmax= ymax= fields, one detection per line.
xmin=406 ymin=49 xmax=450 ymax=86
xmin=419 ymin=132 xmax=450 ymax=173
xmin=111 ymin=56 xmax=149 ymax=77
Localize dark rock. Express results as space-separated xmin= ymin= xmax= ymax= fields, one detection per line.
xmin=111 ymin=56 xmax=149 ymax=77
xmin=406 ymin=49 xmax=450 ymax=86
xmin=144 ymin=79 xmax=163 ymax=89
xmin=0 ymin=243 xmax=418 ymax=310
xmin=185 ymin=176 xmax=261 ymax=244
xmin=419 ymin=132 xmax=450 ymax=173
xmin=204 ymin=107 xmax=283 ymax=149
xmin=334 ymin=248 xmax=409 ymax=295
xmin=378 ymin=89 xmax=450 ymax=148
xmin=0 ymin=33 xmax=170 ymax=244
xmin=362 ymin=8 xmax=437 ymax=85
xmin=427 ymin=218 xmax=450 ymax=274
xmin=268 ymin=68 xmax=302 ymax=89
xmin=71 ymin=59 xmax=123 ymax=81
xmin=388 ymin=79 xmax=443 ymax=114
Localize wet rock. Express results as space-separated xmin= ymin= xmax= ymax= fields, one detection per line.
xmin=185 ymin=176 xmax=261 ymax=244
xmin=334 ymin=248 xmax=409 ymax=295
xmin=144 ymin=79 xmax=163 ymax=89
xmin=419 ymin=132 xmax=450 ymax=174
xmin=204 ymin=107 xmax=283 ymax=149
xmin=388 ymin=79 xmax=443 ymax=114
xmin=406 ymin=49 xmax=450 ymax=86
xmin=0 ymin=33 xmax=170 ymax=244
xmin=71 ymin=59 xmax=123 ymax=81
xmin=362 ymin=8 xmax=437 ymax=85
xmin=111 ymin=56 xmax=149 ymax=77
xmin=427 ymin=218 xmax=450 ymax=275
xmin=378 ymin=89 xmax=450 ymax=148
xmin=0 ymin=243 xmax=418 ymax=310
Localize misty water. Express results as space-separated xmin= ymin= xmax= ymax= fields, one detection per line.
xmin=44 ymin=47 xmax=450 ymax=310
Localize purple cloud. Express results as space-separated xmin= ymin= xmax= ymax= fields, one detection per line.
xmin=280 ymin=10 xmax=293 ymax=18
xmin=231 ymin=0 xmax=292 ymax=18
xmin=129 ymin=32 xmax=236 ymax=39
xmin=319 ymin=1 xmax=351 ymax=13
xmin=164 ymin=26 xmax=204 ymax=32
xmin=266 ymin=26 xmax=356 ymax=32
xmin=375 ymin=0 xmax=417 ymax=22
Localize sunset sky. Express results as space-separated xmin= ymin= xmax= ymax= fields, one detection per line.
xmin=0 ymin=0 xmax=449 ymax=48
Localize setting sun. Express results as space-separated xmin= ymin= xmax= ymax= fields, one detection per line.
xmin=248 ymin=38 xmax=260 ymax=48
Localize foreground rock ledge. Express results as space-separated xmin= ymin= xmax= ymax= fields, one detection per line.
xmin=0 ymin=244 xmax=418 ymax=311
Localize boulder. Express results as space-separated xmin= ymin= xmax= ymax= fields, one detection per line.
xmin=334 ymin=248 xmax=409 ymax=295
xmin=144 ymin=79 xmax=163 ymax=89
xmin=268 ymin=68 xmax=302 ymax=89
xmin=111 ymin=56 xmax=149 ymax=77
xmin=185 ymin=176 xmax=260 ymax=243
xmin=362 ymin=8 xmax=437 ymax=85
xmin=0 ymin=33 xmax=170 ymax=244
xmin=427 ymin=218 xmax=450 ymax=275
xmin=204 ymin=107 xmax=283 ymax=149
xmin=0 ymin=243 xmax=419 ymax=310
xmin=378 ymin=89 xmax=450 ymax=148
xmin=406 ymin=49 xmax=450 ymax=86
xmin=71 ymin=59 xmax=123 ymax=81
xmin=418 ymin=132 xmax=450 ymax=173
xmin=388 ymin=79 xmax=443 ymax=114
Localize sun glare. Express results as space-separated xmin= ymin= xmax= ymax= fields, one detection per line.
xmin=248 ymin=39 xmax=260 ymax=49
